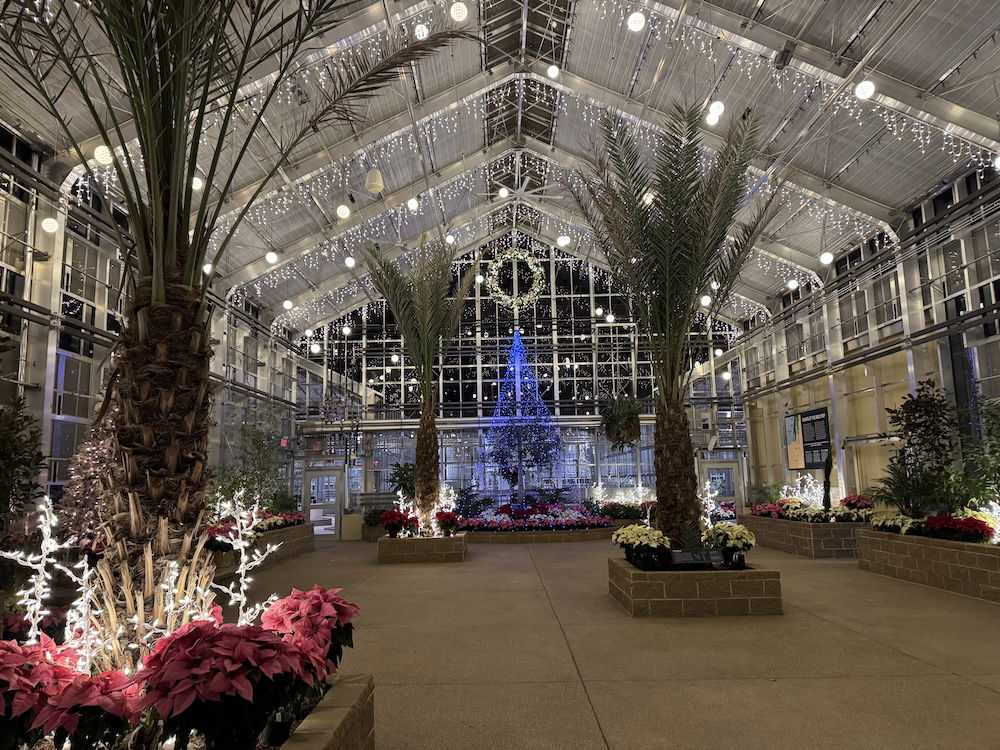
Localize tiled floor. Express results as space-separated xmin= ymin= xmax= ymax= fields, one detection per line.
xmin=248 ymin=540 xmax=1000 ymax=749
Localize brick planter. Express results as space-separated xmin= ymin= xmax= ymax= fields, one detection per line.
xmin=282 ymin=674 xmax=374 ymax=749
xmin=738 ymin=514 xmax=864 ymax=559
xmin=858 ymin=529 xmax=1000 ymax=604
xmin=377 ymin=532 xmax=467 ymax=564
xmin=608 ymin=558 xmax=782 ymax=616
xmin=361 ymin=523 xmax=385 ymax=542
xmin=467 ymin=526 xmax=613 ymax=544
xmin=213 ymin=523 xmax=314 ymax=578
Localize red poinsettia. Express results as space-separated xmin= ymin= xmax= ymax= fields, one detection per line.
xmin=379 ymin=509 xmax=418 ymax=536
xmin=136 ymin=620 xmax=317 ymax=719
xmin=751 ymin=503 xmax=782 ymax=518
xmin=924 ymin=514 xmax=994 ymax=544
xmin=0 ymin=635 xmax=80 ymax=746
xmin=434 ymin=511 xmax=461 ymax=535
xmin=840 ymin=494 xmax=873 ymax=509
xmin=262 ymin=586 xmax=358 ymax=642
xmin=32 ymin=670 xmax=140 ymax=735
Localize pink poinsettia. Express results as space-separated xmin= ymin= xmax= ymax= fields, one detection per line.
xmin=262 ymin=585 xmax=359 ymax=644
xmin=136 ymin=620 xmax=319 ymax=719
xmin=32 ymin=670 xmax=140 ymax=734
xmin=0 ymin=635 xmax=79 ymax=722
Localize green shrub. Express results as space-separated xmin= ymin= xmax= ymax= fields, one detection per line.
xmin=747 ymin=483 xmax=781 ymax=506
xmin=362 ymin=507 xmax=384 ymax=527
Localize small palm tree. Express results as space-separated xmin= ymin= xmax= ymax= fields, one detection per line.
xmin=363 ymin=244 xmax=479 ymax=528
xmin=0 ymin=0 xmax=466 ymax=669
xmin=574 ymin=106 xmax=782 ymax=542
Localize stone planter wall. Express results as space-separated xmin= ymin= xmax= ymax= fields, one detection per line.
xmin=214 ymin=523 xmax=314 ymax=578
xmin=467 ymin=527 xmax=613 ymax=544
xmin=361 ymin=524 xmax=384 ymax=542
xmin=377 ymin=532 xmax=467 ymax=564
xmin=282 ymin=674 xmax=374 ymax=750
xmin=858 ymin=529 xmax=1000 ymax=603
xmin=738 ymin=514 xmax=863 ymax=559
xmin=608 ymin=558 xmax=782 ymax=616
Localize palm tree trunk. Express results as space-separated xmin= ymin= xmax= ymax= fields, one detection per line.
xmin=96 ymin=274 xmax=217 ymax=671
xmin=654 ymin=395 xmax=699 ymax=543
xmin=414 ymin=403 xmax=440 ymax=530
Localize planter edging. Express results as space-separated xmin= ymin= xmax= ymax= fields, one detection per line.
xmin=377 ymin=531 xmax=468 ymax=564
xmin=608 ymin=557 xmax=782 ymax=616
xmin=213 ymin=523 xmax=314 ymax=578
xmin=738 ymin=514 xmax=863 ymax=559
xmin=281 ymin=673 xmax=374 ymax=749
xmin=858 ymin=528 xmax=1000 ymax=604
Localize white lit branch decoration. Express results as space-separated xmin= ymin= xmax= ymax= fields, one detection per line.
xmin=0 ymin=496 xmax=73 ymax=643
xmin=210 ymin=489 xmax=282 ymax=626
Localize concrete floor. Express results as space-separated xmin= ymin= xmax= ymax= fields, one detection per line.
xmin=248 ymin=540 xmax=1000 ymax=750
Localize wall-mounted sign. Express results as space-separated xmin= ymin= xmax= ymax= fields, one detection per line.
xmin=785 ymin=408 xmax=831 ymax=470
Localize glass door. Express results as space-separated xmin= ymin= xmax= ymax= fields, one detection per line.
xmin=303 ymin=470 xmax=343 ymax=537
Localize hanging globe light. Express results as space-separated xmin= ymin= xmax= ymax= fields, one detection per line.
xmin=365 ymin=168 xmax=384 ymax=194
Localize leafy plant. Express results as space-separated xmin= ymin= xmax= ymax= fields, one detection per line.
xmin=362 ymin=508 xmax=384 ymax=528
xmin=364 ymin=244 xmax=479 ymax=526
xmin=601 ymin=502 xmax=645 ymax=520
xmin=454 ymin=484 xmax=490 ymax=518
xmin=571 ymin=106 xmax=783 ymax=542
xmin=876 ymin=381 xmax=965 ymax=516
xmin=537 ymin=487 xmax=568 ymax=505
xmin=747 ymin=483 xmax=782 ymax=506
xmin=601 ymin=394 xmax=641 ymax=451
xmin=214 ymin=424 xmax=285 ymax=511
xmin=0 ymin=396 xmax=45 ymax=527
xmin=387 ymin=463 xmax=416 ymax=500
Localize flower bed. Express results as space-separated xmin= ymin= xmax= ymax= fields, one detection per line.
xmin=467 ymin=526 xmax=614 ymax=544
xmin=459 ymin=503 xmax=611 ymax=534
xmin=858 ymin=528 xmax=1000 ymax=603
xmin=214 ymin=521 xmax=314 ymax=578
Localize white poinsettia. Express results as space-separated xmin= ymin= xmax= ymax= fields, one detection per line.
xmin=611 ymin=523 xmax=670 ymax=549
xmin=702 ymin=522 xmax=756 ymax=551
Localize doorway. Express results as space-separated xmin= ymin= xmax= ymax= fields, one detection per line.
xmin=303 ymin=469 xmax=343 ymax=537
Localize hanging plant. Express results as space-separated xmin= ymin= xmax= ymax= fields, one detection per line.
xmin=601 ymin=395 xmax=642 ymax=451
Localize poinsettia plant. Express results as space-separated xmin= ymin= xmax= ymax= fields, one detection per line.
xmin=840 ymin=494 xmax=873 ymax=509
xmin=0 ymin=636 xmax=79 ymax=750
xmin=924 ymin=514 xmax=994 ymax=543
xmin=262 ymin=585 xmax=359 ymax=671
xmin=434 ymin=511 xmax=461 ymax=537
xmin=136 ymin=620 xmax=323 ymax=750
xmin=35 ymin=671 xmax=140 ymax=750
xmin=379 ymin=509 xmax=418 ymax=538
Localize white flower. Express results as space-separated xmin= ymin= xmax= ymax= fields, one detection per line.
xmin=612 ymin=523 xmax=670 ymax=549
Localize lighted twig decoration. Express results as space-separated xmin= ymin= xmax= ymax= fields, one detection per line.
xmin=0 ymin=496 xmax=73 ymax=642
xmin=210 ymin=489 xmax=282 ymax=626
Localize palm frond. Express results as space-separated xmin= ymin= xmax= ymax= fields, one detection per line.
xmin=573 ymin=104 xmax=780 ymax=400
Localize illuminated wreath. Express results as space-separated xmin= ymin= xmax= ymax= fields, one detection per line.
xmin=485 ymin=247 xmax=545 ymax=311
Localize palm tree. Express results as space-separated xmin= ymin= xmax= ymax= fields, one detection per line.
xmin=574 ymin=106 xmax=782 ymax=543
xmin=363 ymin=243 xmax=479 ymax=529
xmin=0 ymin=0 xmax=467 ymax=668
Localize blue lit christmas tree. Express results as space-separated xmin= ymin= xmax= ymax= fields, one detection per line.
xmin=483 ymin=331 xmax=562 ymax=502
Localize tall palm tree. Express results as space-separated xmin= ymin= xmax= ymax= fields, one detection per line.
xmin=574 ymin=106 xmax=783 ymax=543
xmin=0 ymin=0 xmax=467 ymax=668
xmin=363 ymin=243 xmax=479 ymax=528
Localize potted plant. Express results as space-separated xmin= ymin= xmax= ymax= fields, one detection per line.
xmin=611 ymin=524 xmax=671 ymax=570
xmin=379 ymin=509 xmax=418 ymax=538
xmin=702 ymin=522 xmax=756 ymax=569
xmin=601 ymin=394 xmax=641 ymax=451
xmin=434 ymin=511 xmax=461 ymax=537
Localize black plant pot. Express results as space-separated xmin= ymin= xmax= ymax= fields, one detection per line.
xmin=386 ymin=527 xmax=400 ymax=538
xmin=442 ymin=529 xmax=453 ymax=537
xmin=262 ymin=717 xmax=293 ymax=745
xmin=722 ymin=548 xmax=746 ymax=570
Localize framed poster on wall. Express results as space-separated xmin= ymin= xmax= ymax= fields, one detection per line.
xmin=785 ymin=408 xmax=831 ymax=470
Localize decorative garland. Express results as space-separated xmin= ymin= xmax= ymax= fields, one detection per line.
xmin=485 ymin=246 xmax=546 ymax=311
